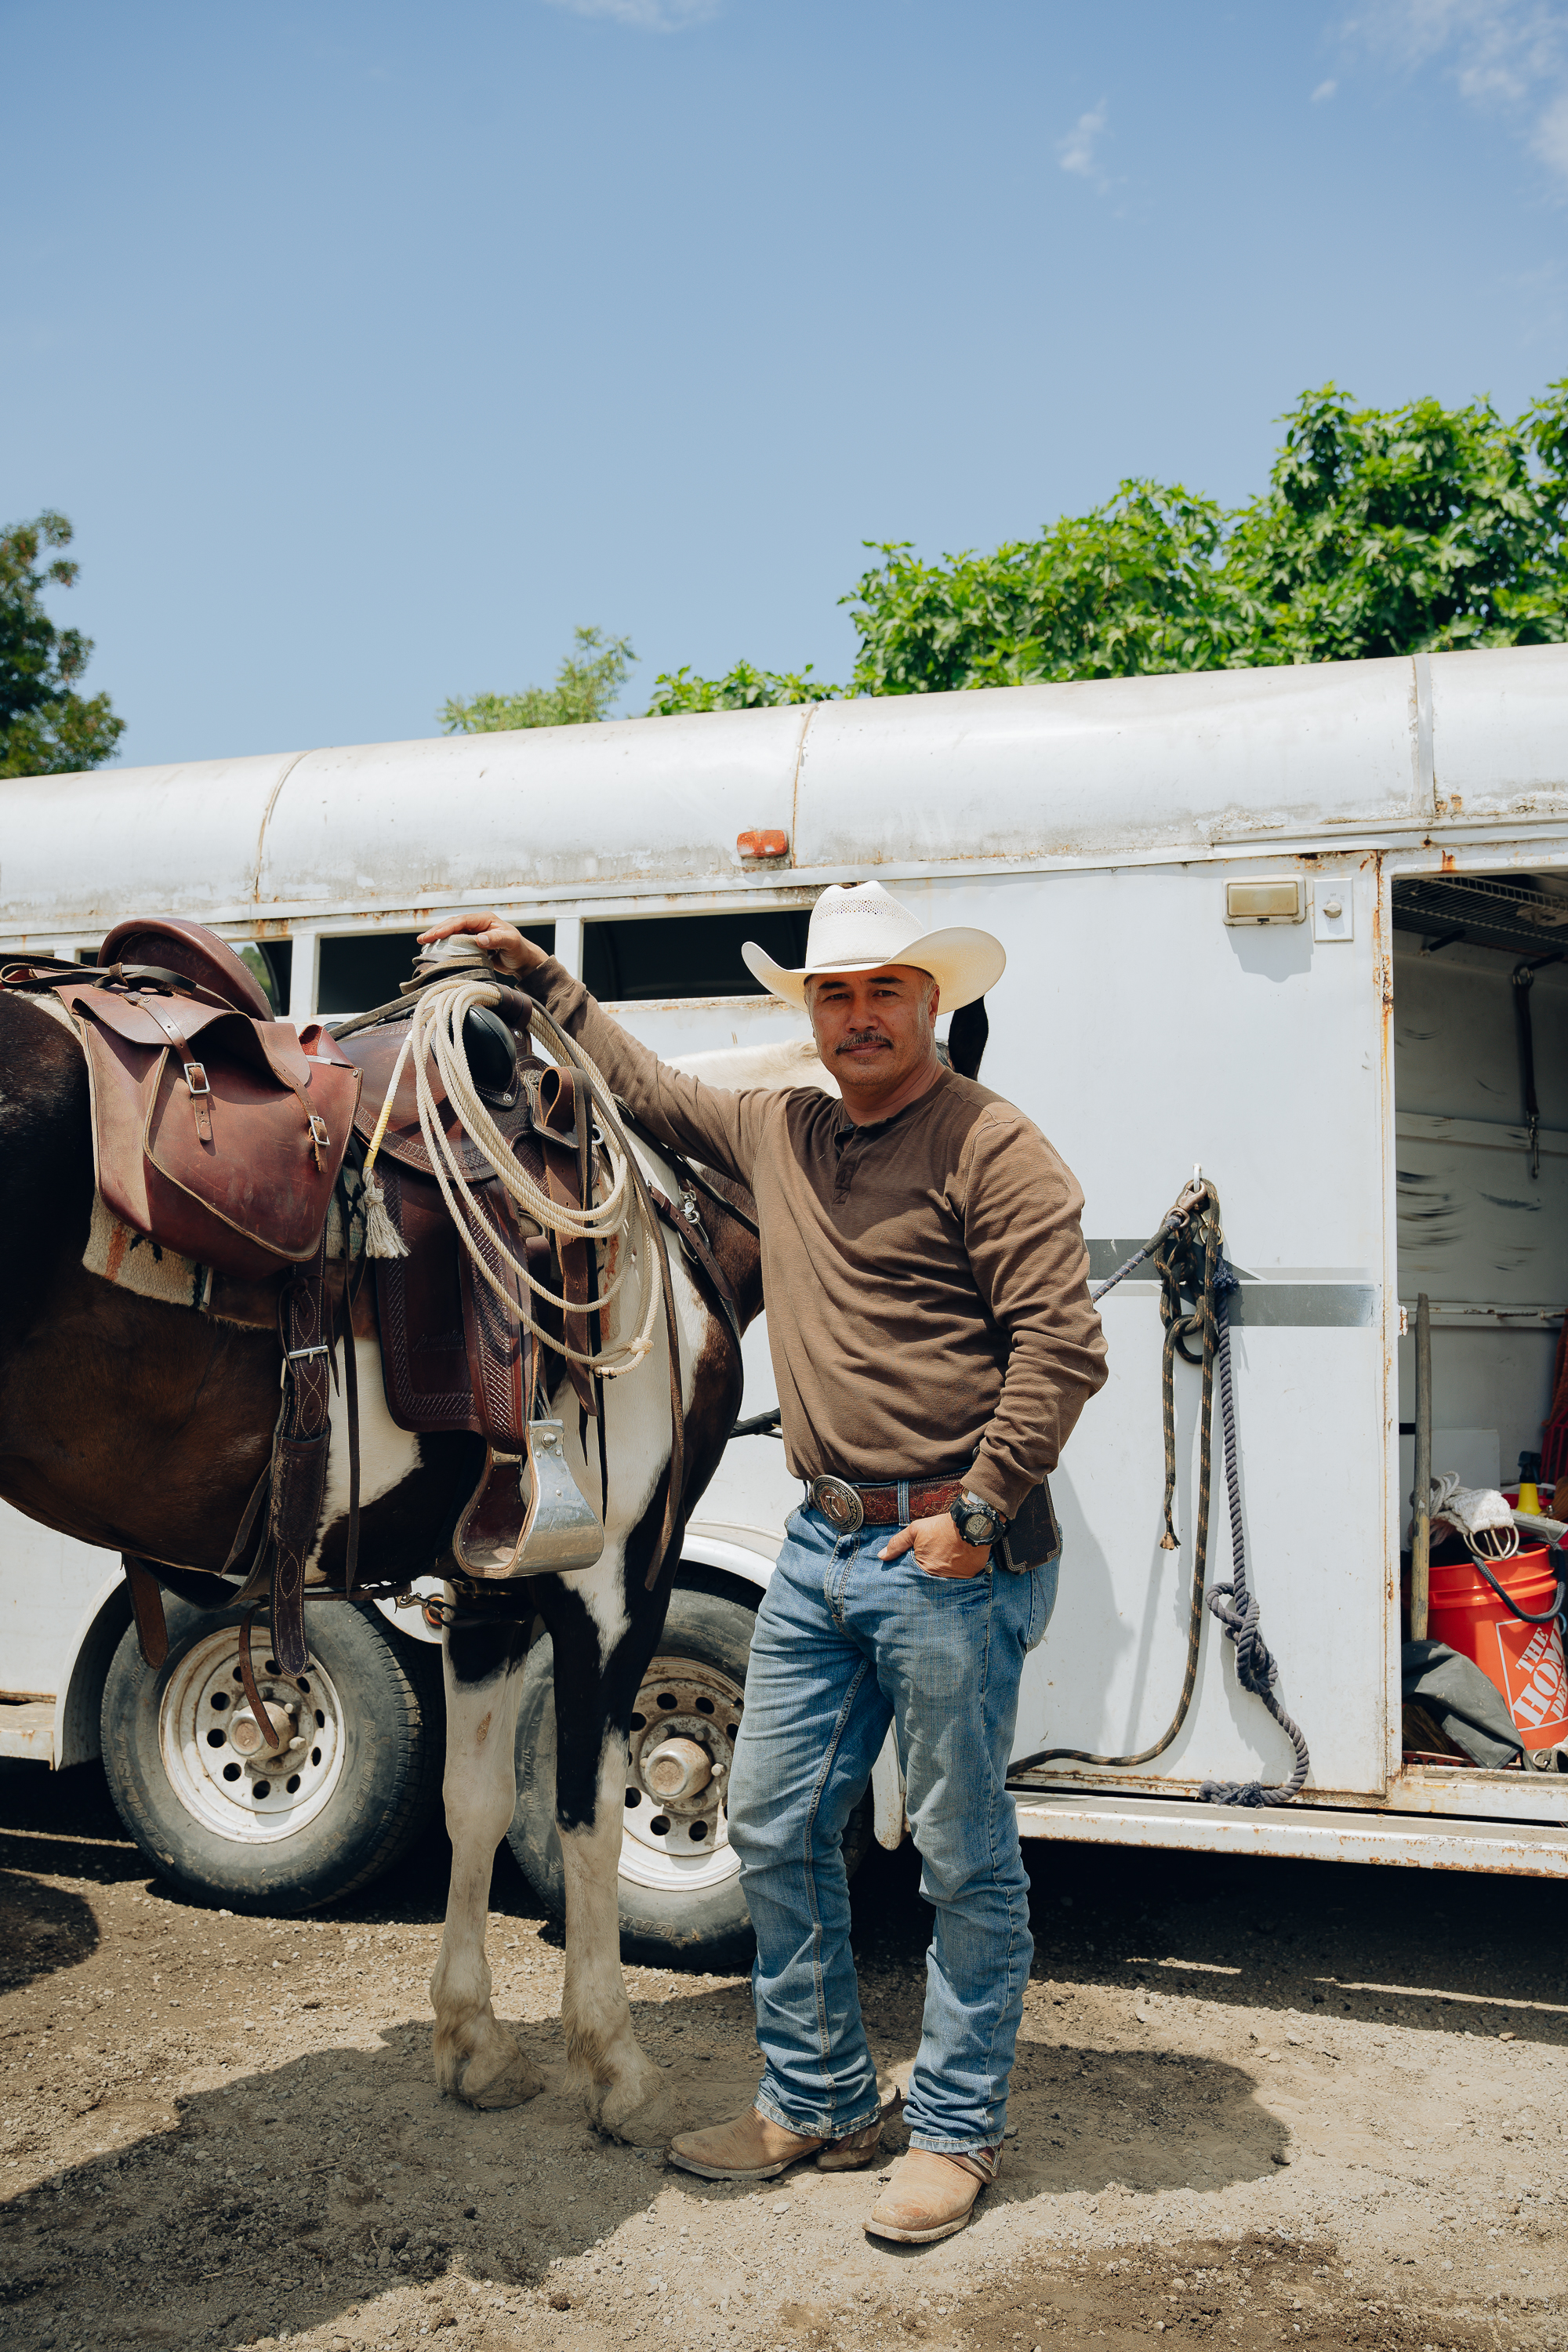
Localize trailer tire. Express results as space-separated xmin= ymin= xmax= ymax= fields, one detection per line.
xmin=100 ymin=1597 xmax=444 ymax=1913
xmin=508 ymin=1581 xmax=871 ymax=1971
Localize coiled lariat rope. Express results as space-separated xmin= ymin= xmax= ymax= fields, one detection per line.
xmin=1009 ymin=1175 xmax=1310 ymax=1807
xmin=361 ymin=969 xmax=662 ymax=1376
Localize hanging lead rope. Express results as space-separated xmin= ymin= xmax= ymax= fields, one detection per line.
xmin=1197 ymin=1260 xmax=1311 ymax=1806
xmin=1088 ymin=1208 xmax=1193 ymax=1305
xmin=1010 ymin=1180 xmax=1214 ymax=1781
xmin=1010 ymin=1175 xmax=1310 ymax=1806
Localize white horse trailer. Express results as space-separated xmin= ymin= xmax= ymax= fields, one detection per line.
xmin=5 ymin=643 xmax=1568 ymax=1931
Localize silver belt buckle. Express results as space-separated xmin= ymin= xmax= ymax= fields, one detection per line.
xmin=809 ymin=1474 xmax=864 ymax=1534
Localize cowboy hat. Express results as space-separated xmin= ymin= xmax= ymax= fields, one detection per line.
xmin=742 ymin=881 xmax=1006 ymax=1011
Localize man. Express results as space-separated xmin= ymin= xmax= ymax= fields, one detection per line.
xmin=420 ymin=881 xmax=1107 ymax=2243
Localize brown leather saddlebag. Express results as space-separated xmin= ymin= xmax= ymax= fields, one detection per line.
xmin=58 ymin=982 xmax=361 ymax=1282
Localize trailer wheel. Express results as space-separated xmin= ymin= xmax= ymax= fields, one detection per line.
xmin=508 ymin=1581 xmax=872 ymax=1970
xmin=100 ymin=1596 xmax=443 ymax=1913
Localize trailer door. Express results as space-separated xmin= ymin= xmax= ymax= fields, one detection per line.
xmin=907 ymin=859 xmax=1390 ymax=1803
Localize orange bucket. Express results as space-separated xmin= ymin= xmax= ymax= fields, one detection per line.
xmin=1427 ymin=1547 xmax=1568 ymax=1748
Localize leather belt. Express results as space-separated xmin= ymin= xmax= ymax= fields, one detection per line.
xmin=808 ymin=1472 xmax=967 ymax=1535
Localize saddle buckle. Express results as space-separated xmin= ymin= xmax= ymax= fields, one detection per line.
xmin=307 ymin=1112 xmax=331 ymax=1167
xmin=281 ymin=1340 xmax=330 ymax=1389
xmin=183 ymin=1059 xmax=214 ymax=1143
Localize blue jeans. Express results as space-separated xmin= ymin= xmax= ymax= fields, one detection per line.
xmin=725 ymin=1504 xmax=1058 ymax=2157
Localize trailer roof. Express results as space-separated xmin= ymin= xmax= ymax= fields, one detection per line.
xmin=5 ymin=644 xmax=1567 ymax=939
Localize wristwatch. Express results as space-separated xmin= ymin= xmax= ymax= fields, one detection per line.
xmin=949 ymin=1490 xmax=1009 ymax=1548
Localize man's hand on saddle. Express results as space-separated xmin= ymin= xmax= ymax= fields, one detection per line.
xmin=416 ymin=912 xmax=550 ymax=975
xmin=880 ymin=1514 xmax=990 ymax=1580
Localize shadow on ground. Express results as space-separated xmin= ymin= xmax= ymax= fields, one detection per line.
xmin=3 ymin=1763 xmax=1561 ymax=2349
xmin=0 ymin=1995 xmax=1292 ymax=2351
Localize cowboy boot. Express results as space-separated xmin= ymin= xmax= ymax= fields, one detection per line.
xmin=668 ymin=2109 xmax=827 ymax=2181
xmin=863 ymin=2147 xmax=1000 ymax=2243
xmin=815 ymin=2118 xmax=885 ymax=2171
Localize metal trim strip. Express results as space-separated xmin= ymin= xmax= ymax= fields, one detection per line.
xmin=1013 ymin=1789 xmax=1568 ymax=1877
xmin=1085 ymin=1243 xmax=1377 ymax=1327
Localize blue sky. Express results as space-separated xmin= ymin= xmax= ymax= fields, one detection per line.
xmin=6 ymin=0 xmax=1568 ymax=767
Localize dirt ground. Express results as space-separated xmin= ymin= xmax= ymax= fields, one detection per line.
xmin=2 ymin=1760 xmax=1566 ymax=2352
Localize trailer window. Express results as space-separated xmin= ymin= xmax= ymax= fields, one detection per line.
xmin=239 ymin=942 xmax=292 ymax=1015
xmin=583 ymin=911 xmax=810 ymax=1002
xmin=316 ymin=925 xmax=555 ymax=1015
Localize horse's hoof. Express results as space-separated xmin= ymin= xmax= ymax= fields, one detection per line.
xmin=580 ymin=2055 xmax=661 ymax=2136
xmin=597 ymin=2078 xmax=690 ymax=2147
xmin=463 ymin=2056 xmax=545 ymax=2111
xmin=441 ymin=2031 xmax=545 ymax=2110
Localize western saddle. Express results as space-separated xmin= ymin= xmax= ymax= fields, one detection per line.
xmin=2 ymin=916 xmax=740 ymax=1706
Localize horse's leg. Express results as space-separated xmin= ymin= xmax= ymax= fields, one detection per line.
xmin=560 ymin=1726 xmax=668 ymax=2140
xmin=543 ymin=1572 xmax=675 ymax=2143
xmin=431 ymin=1615 xmax=545 ymax=2108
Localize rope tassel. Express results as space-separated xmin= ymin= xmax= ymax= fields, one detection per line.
xmin=361 ymin=1174 xmax=408 ymax=1261
xmin=330 ymin=1168 xmax=409 ymax=1262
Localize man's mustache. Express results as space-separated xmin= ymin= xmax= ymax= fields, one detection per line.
xmin=834 ymin=1031 xmax=893 ymax=1054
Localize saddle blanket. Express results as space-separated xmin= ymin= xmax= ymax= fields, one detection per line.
xmin=85 ymin=1195 xmax=208 ymax=1310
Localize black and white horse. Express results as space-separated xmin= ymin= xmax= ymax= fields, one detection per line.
xmin=0 ymin=992 xmax=772 ymax=2140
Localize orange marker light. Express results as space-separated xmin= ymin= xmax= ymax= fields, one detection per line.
xmin=737 ymin=829 xmax=789 ymax=861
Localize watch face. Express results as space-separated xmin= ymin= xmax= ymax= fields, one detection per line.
xmin=961 ymin=1509 xmax=995 ymax=1542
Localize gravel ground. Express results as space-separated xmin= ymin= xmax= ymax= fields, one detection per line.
xmin=2 ymin=1757 xmax=1566 ymax=2352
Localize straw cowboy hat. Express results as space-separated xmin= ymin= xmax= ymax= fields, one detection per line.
xmin=742 ymin=881 xmax=1006 ymax=1011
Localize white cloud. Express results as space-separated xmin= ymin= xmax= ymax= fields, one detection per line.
xmin=1058 ymin=102 xmax=1108 ymax=178
xmin=1347 ymin=1 xmax=1568 ymax=173
xmin=541 ymin=0 xmax=720 ymax=27
xmin=1312 ymin=77 xmax=1339 ymax=99
xmin=1534 ymin=82 xmax=1568 ymax=165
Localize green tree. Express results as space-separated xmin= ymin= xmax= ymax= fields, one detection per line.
xmin=646 ymin=659 xmax=844 ymax=714
xmin=845 ymin=384 xmax=1568 ymax=691
xmin=0 ymin=511 xmax=125 ymax=777
xmin=844 ymin=482 xmax=1240 ymax=696
xmin=441 ymin=626 xmax=635 ymax=733
xmin=1224 ymin=383 xmax=1568 ymax=666
xmin=653 ymin=380 xmax=1568 ymax=706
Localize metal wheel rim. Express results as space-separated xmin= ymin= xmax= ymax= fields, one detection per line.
xmin=619 ymin=1651 xmax=743 ymax=1895
xmin=158 ymin=1628 xmax=347 ymax=1846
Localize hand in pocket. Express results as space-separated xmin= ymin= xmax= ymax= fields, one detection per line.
xmin=880 ymin=1512 xmax=989 ymax=1581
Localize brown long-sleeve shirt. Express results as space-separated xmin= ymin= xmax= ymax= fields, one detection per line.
xmin=530 ymin=960 xmax=1107 ymax=1518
